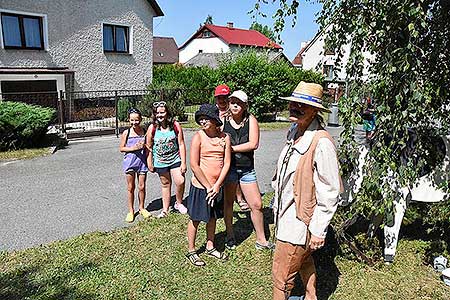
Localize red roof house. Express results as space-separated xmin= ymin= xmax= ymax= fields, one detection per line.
xmin=179 ymin=22 xmax=283 ymax=64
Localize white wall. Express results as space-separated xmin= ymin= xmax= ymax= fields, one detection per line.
xmin=0 ymin=0 xmax=157 ymax=91
xmin=301 ymin=27 xmax=373 ymax=81
xmin=179 ymin=37 xmax=229 ymax=63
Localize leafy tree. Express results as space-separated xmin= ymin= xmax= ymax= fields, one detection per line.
xmin=249 ymin=22 xmax=279 ymax=43
xmin=216 ymin=50 xmax=323 ymax=119
xmin=254 ymin=0 xmax=450 ymax=244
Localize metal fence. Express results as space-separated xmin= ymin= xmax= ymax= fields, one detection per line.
xmin=1 ymin=88 xmax=214 ymax=137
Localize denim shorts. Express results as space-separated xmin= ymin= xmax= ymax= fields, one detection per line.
xmin=226 ymin=167 xmax=257 ymax=184
xmin=154 ymin=161 xmax=181 ymax=175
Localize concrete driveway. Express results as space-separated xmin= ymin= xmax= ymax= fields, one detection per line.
xmin=3 ymin=128 xmax=328 ymax=251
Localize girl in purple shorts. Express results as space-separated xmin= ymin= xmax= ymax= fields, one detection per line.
xmin=119 ymin=108 xmax=151 ymax=223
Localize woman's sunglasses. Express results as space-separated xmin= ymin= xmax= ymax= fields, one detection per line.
xmin=153 ymin=101 xmax=167 ymax=108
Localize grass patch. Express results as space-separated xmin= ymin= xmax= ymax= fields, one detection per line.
xmin=0 ymin=147 xmax=50 ymax=161
xmin=1 ymin=193 xmax=448 ymax=300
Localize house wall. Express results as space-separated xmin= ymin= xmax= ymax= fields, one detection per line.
xmin=301 ymin=26 xmax=373 ymax=81
xmin=179 ymin=37 xmax=229 ymax=63
xmin=301 ymin=32 xmax=351 ymax=81
xmin=0 ymin=0 xmax=156 ymax=91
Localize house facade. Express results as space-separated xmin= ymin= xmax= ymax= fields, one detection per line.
xmin=179 ymin=22 xmax=283 ymax=65
xmin=297 ymin=25 xmax=372 ymax=82
xmin=0 ymin=0 xmax=163 ymax=96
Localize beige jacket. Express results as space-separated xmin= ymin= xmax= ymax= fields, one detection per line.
xmin=272 ymin=119 xmax=342 ymax=245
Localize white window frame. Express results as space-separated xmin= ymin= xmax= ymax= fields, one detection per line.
xmin=101 ymin=21 xmax=133 ymax=55
xmin=0 ymin=9 xmax=49 ymax=51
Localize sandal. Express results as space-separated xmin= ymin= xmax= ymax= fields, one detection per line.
xmin=237 ymin=199 xmax=251 ymax=212
xmin=156 ymin=211 xmax=168 ymax=219
xmin=206 ymin=248 xmax=228 ymax=260
xmin=139 ymin=209 xmax=151 ymax=219
xmin=186 ymin=251 xmax=206 ymax=267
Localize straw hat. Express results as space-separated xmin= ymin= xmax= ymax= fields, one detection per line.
xmin=280 ymin=81 xmax=330 ymax=113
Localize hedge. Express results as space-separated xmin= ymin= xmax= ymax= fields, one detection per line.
xmin=151 ymin=51 xmax=323 ymax=120
xmin=0 ymin=101 xmax=56 ymax=151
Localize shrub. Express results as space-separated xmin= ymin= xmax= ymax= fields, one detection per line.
xmin=151 ymin=50 xmax=323 ymax=120
xmin=216 ymin=50 xmax=324 ymax=119
xmin=117 ymin=98 xmax=133 ymax=121
xmin=139 ymin=81 xmax=186 ymax=121
xmin=153 ymin=64 xmax=216 ymax=105
xmin=0 ymin=101 xmax=56 ymax=151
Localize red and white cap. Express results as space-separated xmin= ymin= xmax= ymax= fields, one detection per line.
xmin=214 ymin=84 xmax=230 ymax=97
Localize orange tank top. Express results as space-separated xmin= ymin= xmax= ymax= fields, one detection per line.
xmin=191 ymin=130 xmax=226 ymax=188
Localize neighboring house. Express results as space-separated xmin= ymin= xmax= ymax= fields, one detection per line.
xmin=292 ymin=42 xmax=308 ymax=69
xmin=184 ymin=51 xmax=292 ymax=69
xmin=0 ymin=0 xmax=164 ymax=98
xmin=178 ymin=22 xmax=284 ymax=65
xmin=297 ymin=25 xmax=372 ymax=82
xmin=153 ymin=36 xmax=178 ymax=65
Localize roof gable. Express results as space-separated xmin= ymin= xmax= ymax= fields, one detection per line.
xmin=146 ymin=0 xmax=164 ymax=16
xmin=179 ymin=24 xmax=282 ymax=50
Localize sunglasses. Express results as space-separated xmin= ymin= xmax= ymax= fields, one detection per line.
xmin=128 ymin=108 xmax=141 ymax=114
xmin=153 ymin=101 xmax=167 ymax=108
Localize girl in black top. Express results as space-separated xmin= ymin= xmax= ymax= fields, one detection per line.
xmin=222 ymin=90 xmax=273 ymax=250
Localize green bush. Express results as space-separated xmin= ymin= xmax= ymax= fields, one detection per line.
xmin=139 ymin=81 xmax=186 ymax=121
xmin=216 ymin=51 xmax=324 ymax=119
xmin=117 ymin=98 xmax=133 ymax=121
xmin=0 ymin=101 xmax=56 ymax=151
xmin=153 ymin=64 xmax=216 ymax=105
xmin=151 ymin=50 xmax=323 ymax=120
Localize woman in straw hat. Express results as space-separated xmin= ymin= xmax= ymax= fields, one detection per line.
xmin=271 ymin=82 xmax=342 ymax=300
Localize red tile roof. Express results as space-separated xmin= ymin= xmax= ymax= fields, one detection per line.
xmin=179 ymin=24 xmax=282 ymax=50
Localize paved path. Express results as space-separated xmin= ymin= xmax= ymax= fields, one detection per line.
xmin=0 ymin=126 xmax=343 ymax=252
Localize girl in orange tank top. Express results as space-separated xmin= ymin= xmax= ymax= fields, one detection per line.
xmin=186 ymin=104 xmax=231 ymax=266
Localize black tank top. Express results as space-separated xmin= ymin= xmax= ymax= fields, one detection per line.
xmin=223 ymin=118 xmax=254 ymax=168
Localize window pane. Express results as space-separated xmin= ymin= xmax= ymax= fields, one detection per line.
xmin=103 ymin=25 xmax=113 ymax=51
xmin=23 ymin=17 xmax=42 ymax=48
xmin=115 ymin=27 xmax=127 ymax=52
xmin=1 ymin=15 xmax=21 ymax=47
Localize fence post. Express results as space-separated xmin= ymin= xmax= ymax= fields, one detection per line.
xmin=115 ymin=90 xmax=119 ymax=138
xmin=58 ymin=90 xmax=66 ymax=134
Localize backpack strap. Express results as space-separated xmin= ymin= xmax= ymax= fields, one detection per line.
xmin=125 ymin=128 xmax=131 ymax=145
xmin=148 ymin=124 xmax=156 ymax=148
xmin=173 ymin=121 xmax=180 ymax=136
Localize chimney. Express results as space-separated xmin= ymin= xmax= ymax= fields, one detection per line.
xmin=227 ymin=22 xmax=233 ymax=29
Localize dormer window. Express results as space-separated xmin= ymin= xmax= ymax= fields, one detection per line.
xmin=202 ymin=30 xmax=211 ymax=38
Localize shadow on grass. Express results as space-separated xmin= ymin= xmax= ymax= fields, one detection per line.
xmin=0 ymin=262 xmax=97 ymax=300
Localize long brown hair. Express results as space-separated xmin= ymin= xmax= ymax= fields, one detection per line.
xmin=152 ymin=102 xmax=175 ymax=130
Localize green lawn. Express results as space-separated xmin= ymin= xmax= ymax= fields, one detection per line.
xmin=0 ymin=147 xmax=50 ymax=161
xmin=1 ymin=193 xmax=448 ymax=299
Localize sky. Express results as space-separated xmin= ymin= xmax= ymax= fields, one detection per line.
xmin=153 ymin=0 xmax=322 ymax=61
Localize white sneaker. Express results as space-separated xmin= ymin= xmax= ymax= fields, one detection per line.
xmin=174 ymin=202 xmax=188 ymax=214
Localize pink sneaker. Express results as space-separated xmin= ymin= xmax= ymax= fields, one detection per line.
xmin=174 ymin=202 xmax=188 ymax=214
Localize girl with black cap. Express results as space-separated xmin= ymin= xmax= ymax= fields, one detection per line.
xmin=185 ymin=103 xmax=232 ymax=266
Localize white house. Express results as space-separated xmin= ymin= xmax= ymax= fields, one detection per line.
xmin=178 ymin=22 xmax=283 ymax=65
xmin=0 ymin=0 xmax=163 ymax=99
xmin=295 ymin=25 xmax=373 ymax=82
